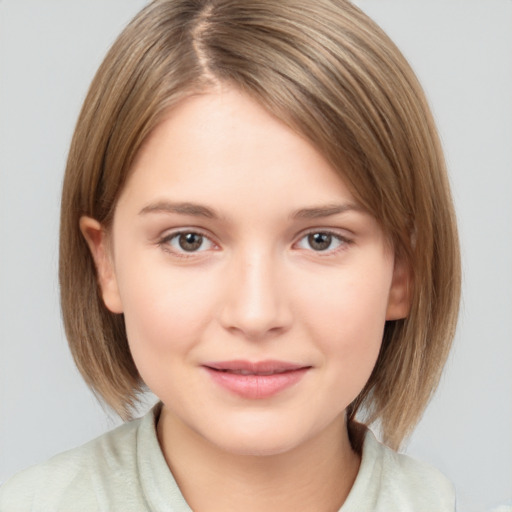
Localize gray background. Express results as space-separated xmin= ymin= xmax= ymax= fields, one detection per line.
xmin=1 ymin=1 xmax=511 ymax=510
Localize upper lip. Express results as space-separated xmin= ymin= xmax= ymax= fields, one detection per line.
xmin=203 ymin=360 xmax=310 ymax=375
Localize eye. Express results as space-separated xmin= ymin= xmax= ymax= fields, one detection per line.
xmin=161 ymin=231 xmax=216 ymax=254
xmin=295 ymin=231 xmax=348 ymax=252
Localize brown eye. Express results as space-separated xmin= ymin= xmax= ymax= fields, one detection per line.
xmin=307 ymin=232 xmax=332 ymax=251
xmin=178 ymin=233 xmax=204 ymax=252
xmin=161 ymin=230 xmax=216 ymax=257
xmin=295 ymin=231 xmax=348 ymax=254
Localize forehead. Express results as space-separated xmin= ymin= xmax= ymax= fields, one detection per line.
xmin=120 ymin=87 xmax=360 ymax=217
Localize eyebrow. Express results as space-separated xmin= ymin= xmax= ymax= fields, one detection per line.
xmin=139 ymin=201 xmax=220 ymax=219
xmin=290 ymin=203 xmax=364 ymax=219
xmin=138 ymin=200 xmax=364 ymax=220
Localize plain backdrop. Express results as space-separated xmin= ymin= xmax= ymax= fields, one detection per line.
xmin=0 ymin=1 xmax=511 ymax=511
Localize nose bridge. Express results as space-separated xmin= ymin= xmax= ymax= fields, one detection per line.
xmin=219 ymin=245 xmax=291 ymax=339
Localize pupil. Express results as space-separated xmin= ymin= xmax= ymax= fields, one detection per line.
xmin=179 ymin=233 xmax=203 ymax=251
xmin=308 ymin=233 xmax=331 ymax=251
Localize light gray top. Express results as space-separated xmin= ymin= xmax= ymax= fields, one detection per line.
xmin=0 ymin=404 xmax=455 ymax=511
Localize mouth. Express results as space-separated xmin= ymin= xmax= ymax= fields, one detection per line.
xmin=214 ymin=369 xmax=292 ymax=376
xmin=202 ymin=360 xmax=311 ymax=399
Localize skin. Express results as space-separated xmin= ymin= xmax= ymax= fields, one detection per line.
xmin=81 ymin=86 xmax=410 ymax=511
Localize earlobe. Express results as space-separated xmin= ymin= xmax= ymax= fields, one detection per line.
xmin=386 ymin=256 xmax=412 ymax=321
xmin=79 ymin=216 xmax=124 ymax=314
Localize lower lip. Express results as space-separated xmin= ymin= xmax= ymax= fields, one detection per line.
xmin=204 ymin=367 xmax=309 ymax=399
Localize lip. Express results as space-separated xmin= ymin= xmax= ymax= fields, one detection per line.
xmin=202 ymin=360 xmax=311 ymax=399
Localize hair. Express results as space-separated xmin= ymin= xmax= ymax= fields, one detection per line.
xmin=60 ymin=0 xmax=461 ymax=449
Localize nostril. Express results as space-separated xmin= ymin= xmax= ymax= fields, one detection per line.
xmin=217 ymin=260 xmax=293 ymax=339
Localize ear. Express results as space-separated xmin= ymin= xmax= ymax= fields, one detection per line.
xmin=385 ymin=255 xmax=412 ymax=321
xmin=79 ymin=216 xmax=124 ymax=314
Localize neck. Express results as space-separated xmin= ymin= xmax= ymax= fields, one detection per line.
xmin=157 ymin=406 xmax=361 ymax=512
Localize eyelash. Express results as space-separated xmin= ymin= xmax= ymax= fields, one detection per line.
xmin=295 ymin=230 xmax=352 ymax=255
xmin=158 ymin=229 xmax=217 ymax=259
xmin=157 ymin=229 xmax=352 ymax=259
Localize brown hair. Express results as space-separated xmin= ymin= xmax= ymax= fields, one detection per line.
xmin=60 ymin=0 xmax=460 ymax=449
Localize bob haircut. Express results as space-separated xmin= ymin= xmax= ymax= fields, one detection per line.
xmin=60 ymin=0 xmax=461 ymax=449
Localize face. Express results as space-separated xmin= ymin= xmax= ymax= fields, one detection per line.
xmin=82 ymin=87 xmax=410 ymax=457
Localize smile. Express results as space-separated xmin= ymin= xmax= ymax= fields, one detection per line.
xmin=218 ymin=369 xmax=290 ymax=376
xmin=202 ymin=360 xmax=311 ymax=399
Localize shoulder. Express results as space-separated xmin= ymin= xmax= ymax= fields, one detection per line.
xmin=377 ymin=439 xmax=455 ymax=509
xmin=342 ymin=427 xmax=455 ymax=512
xmin=0 ymin=414 xmax=146 ymax=512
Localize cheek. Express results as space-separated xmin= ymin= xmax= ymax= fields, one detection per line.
xmin=295 ymin=261 xmax=392 ymax=383
xmin=115 ymin=259 xmax=218 ymax=368
xmin=301 ymin=264 xmax=391 ymax=330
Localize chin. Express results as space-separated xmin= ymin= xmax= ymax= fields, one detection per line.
xmin=214 ymin=435 xmax=302 ymax=458
xmin=199 ymin=419 xmax=314 ymax=458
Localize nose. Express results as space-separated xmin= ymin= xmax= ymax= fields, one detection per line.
xmin=218 ymin=250 xmax=292 ymax=341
